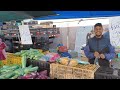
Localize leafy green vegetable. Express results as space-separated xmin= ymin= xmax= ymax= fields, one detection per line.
xmin=0 ymin=75 xmax=5 ymax=79
xmin=14 ymin=52 xmax=21 ymax=56
xmin=14 ymin=68 xmax=24 ymax=76
xmin=22 ymin=55 xmax=26 ymax=68
xmin=4 ymin=71 xmax=16 ymax=79
xmin=10 ymin=74 xmax=20 ymax=79
xmin=24 ymin=66 xmax=38 ymax=74
xmin=0 ymin=64 xmax=38 ymax=79
xmin=14 ymin=48 xmax=44 ymax=61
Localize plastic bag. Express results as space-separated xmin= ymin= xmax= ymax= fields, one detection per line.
xmin=69 ymin=51 xmax=78 ymax=58
xmin=39 ymin=55 xmax=49 ymax=62
xmin=60 ymin=52 xmax=72 ymax=58
xmin=58 ymin=46 xmax=68 ymax=52
xmin=77 ymin=59 xmax=90 ymax=65
xmin=47 ymin=53 xmax=60 ymax=63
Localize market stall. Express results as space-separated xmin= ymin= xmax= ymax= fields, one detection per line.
xmin=1 ymin=11 xmax=120 ymax=79
xmin=35 ymin=11 xmax=120 ymax=79
xmin=0 ymin=46 xmax=120 ymax=79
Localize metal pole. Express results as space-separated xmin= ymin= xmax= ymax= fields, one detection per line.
xmin=67 ymin=23 xmax=69 ymax=49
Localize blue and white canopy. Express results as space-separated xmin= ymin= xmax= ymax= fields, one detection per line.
xmin=35 ymin=11 xmax=120 ymax=20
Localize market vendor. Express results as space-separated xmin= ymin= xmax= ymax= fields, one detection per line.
xmin=84 ymin=23 xmax=115 ymax=67
xmin=0 ymin=38 xmax=7 ymax=60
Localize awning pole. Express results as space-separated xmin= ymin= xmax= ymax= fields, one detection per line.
xmin=67 ymin=23 xmax=69 ymax=49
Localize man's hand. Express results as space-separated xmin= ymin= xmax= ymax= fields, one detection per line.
xmin=94 ymin=51 xmax=100 ymax=58
xmin=100 ymin=54 xmax=105 ymax=59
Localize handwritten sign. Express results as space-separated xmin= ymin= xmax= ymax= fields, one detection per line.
xmin=109 ymin=16 xmax=120 ymax=48
xmin=18 ymin=25 xmax=33 ymax=44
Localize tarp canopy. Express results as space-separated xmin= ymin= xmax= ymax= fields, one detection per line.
xmin=0 ymin=11 xmax=56 ymax=22
xmin=35 ymin=11 xmax=120 ymax=20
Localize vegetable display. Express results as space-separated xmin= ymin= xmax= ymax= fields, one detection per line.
xmin=41 ymin=53 xmax=60 ymax=63
xmin=58 ymin=58 xmax=90 ymax=67
xmin=14 ymin=48 xmax=62 ymax=63
xmin=0 ymin=65 xmax=39 ymax=79
xmin=17 ymin=70 xmax=49 ymax=79
xmin=14 ymin=48 xmax=44 ymax=60
xmin=22 ymin=55 xmax=26 ymax=68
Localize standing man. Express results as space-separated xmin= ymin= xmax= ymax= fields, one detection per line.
xmin=84 ymin=23 xmax=115 ymax=67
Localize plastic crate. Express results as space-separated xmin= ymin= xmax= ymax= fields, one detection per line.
xmin=12 ymin=56 xmax=22 ymax=65
xmin=94 ymin=67 xmax=120 ymax=79
xmin=0 ymin=55 xmax=22 ymax=67
xmin=26 ymin=59 xmax=50 ymax=76
xmin=6 ymin=53 xmax=14 ymax=59
xmin=6 ymin=53 xmax=14 ymax=56
xmin=50 ymin=63 xmax=99 ymax=79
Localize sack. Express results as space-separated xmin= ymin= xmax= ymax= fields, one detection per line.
xmin=58 ymin=46 xmax=68 ymax=52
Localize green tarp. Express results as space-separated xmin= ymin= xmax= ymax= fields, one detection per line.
xmin=0 ymin=11 xmax=56 ymax=22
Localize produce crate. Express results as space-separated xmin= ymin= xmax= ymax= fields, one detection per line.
xmin=94 ymin=67 xmax=120 ymax=79
xmin=11 ymin=56 xmax=22 ymax=65
xmin=26 ymin=59 xmax=50 ymax=76
xmin=6 ymin=52 xmax=14 ymax=55
xmin=50 ymin=63 xmax=99 ymax=79
xmin=0 ymin=55 xmax=22 ymax=67
xmin=6 ymin=53 xmax=14 ymax=58
xmin=0 ymin=60 xmax=7 ymax=67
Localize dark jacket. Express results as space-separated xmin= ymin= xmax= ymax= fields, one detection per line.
xmin=84 ymin=35 xmax=115 ymax=67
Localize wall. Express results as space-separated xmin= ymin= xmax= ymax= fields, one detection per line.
xmin=68 ymin=27 xmax=79 ymax=50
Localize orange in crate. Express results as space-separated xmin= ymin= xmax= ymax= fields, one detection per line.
xmin=0 ymin=54 xmax=22 ymax=67
xmin=0 ymin=61 xmax=2 ymax=67
xmin=0 ymin=60 xmax=8 ymax=67
xmin=12 ymin=56 xmax=22 ymax=65
xmin=7 ymin=59 xmax=13 ymax=65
